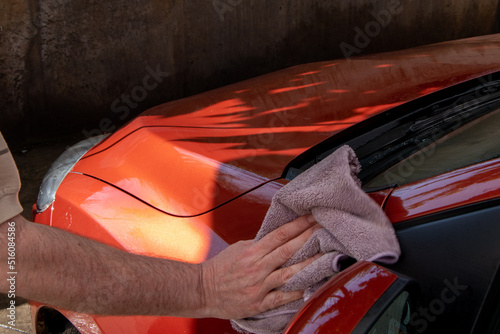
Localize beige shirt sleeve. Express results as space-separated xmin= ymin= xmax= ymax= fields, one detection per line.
xmin=0 ymin=132 xmax=23 ymax=222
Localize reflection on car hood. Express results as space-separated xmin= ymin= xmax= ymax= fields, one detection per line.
xmin=72 ymin=35 xmax=500 ymax=216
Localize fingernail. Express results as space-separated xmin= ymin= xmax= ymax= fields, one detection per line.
xmin=307 ymin=215 xmax=316 ymax=224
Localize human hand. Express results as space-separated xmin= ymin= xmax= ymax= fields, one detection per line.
xmin=200 ymin=215 xmax=321 ymax=319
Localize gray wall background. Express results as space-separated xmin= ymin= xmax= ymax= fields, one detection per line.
xmin=1 ymin=0 xmax=499 ymax=142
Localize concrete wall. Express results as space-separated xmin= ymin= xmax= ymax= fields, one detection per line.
xmin=1 ymin=0 xmax=499 ymax=141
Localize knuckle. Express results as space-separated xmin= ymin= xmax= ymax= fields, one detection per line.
xmin=274 ymin=227 xmax=290 ymax=243
xmin=278 ymin=245 xmax=293 ymax=260
xmin=237 ymin=240 xmax=254 ymax=253
xmin=280 ymin=266 xmax=295 ymax=282
xmin=240 ymin=240 xmax=254 ymax=247
xmin=238 ymin=246 xmax=258 ymax=263
xmin=271 ymin=291 xmax=285 ymax=307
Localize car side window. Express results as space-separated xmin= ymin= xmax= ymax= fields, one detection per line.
xmin=364 ymin=106 xmax=500 ymax=188
xmin=368 ymin=291 xmax=412 ymax=334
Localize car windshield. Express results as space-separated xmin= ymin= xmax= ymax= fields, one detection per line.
xmin=364 ymin=106 xmax=500 ymax=188
xmin=284 ymin=72 xmax=500 ymax=188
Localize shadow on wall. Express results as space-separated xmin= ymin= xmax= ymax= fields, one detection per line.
xmin=0 ymin=0 xmax=499 ymax=143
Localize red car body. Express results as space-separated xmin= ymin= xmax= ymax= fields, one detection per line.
xmin=31 ymin=34 xmax=500 ymax=333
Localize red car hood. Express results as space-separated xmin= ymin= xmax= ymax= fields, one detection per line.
xmin=73 ymin=34 xmax=500 ymax=216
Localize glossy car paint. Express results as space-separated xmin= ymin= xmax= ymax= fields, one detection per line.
xmin=283 ymin=261 xmax=398 ymax=334
xmin=72 ymin=35 xmax=500 ymax=217
xmin=385 ymin=157 xmax=500 ymax=223
xmin=31 ymin=35 xmax=500 ymax=334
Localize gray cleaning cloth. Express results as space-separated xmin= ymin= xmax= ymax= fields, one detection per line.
xmin=231 ymin=145 xmax=401 ymax=334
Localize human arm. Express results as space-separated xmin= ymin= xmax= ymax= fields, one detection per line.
xmin=0 ymin=214 xmax=319 ymax=319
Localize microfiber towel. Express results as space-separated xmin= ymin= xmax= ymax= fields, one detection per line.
xmin=231 ymin=145 xmax=401 ymax=334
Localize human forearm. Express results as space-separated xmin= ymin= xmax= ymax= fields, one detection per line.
xmin=1 ymin=214 xmax=319 ymax=319
xmin=0 ymin=215 xmax=205 ymax=316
